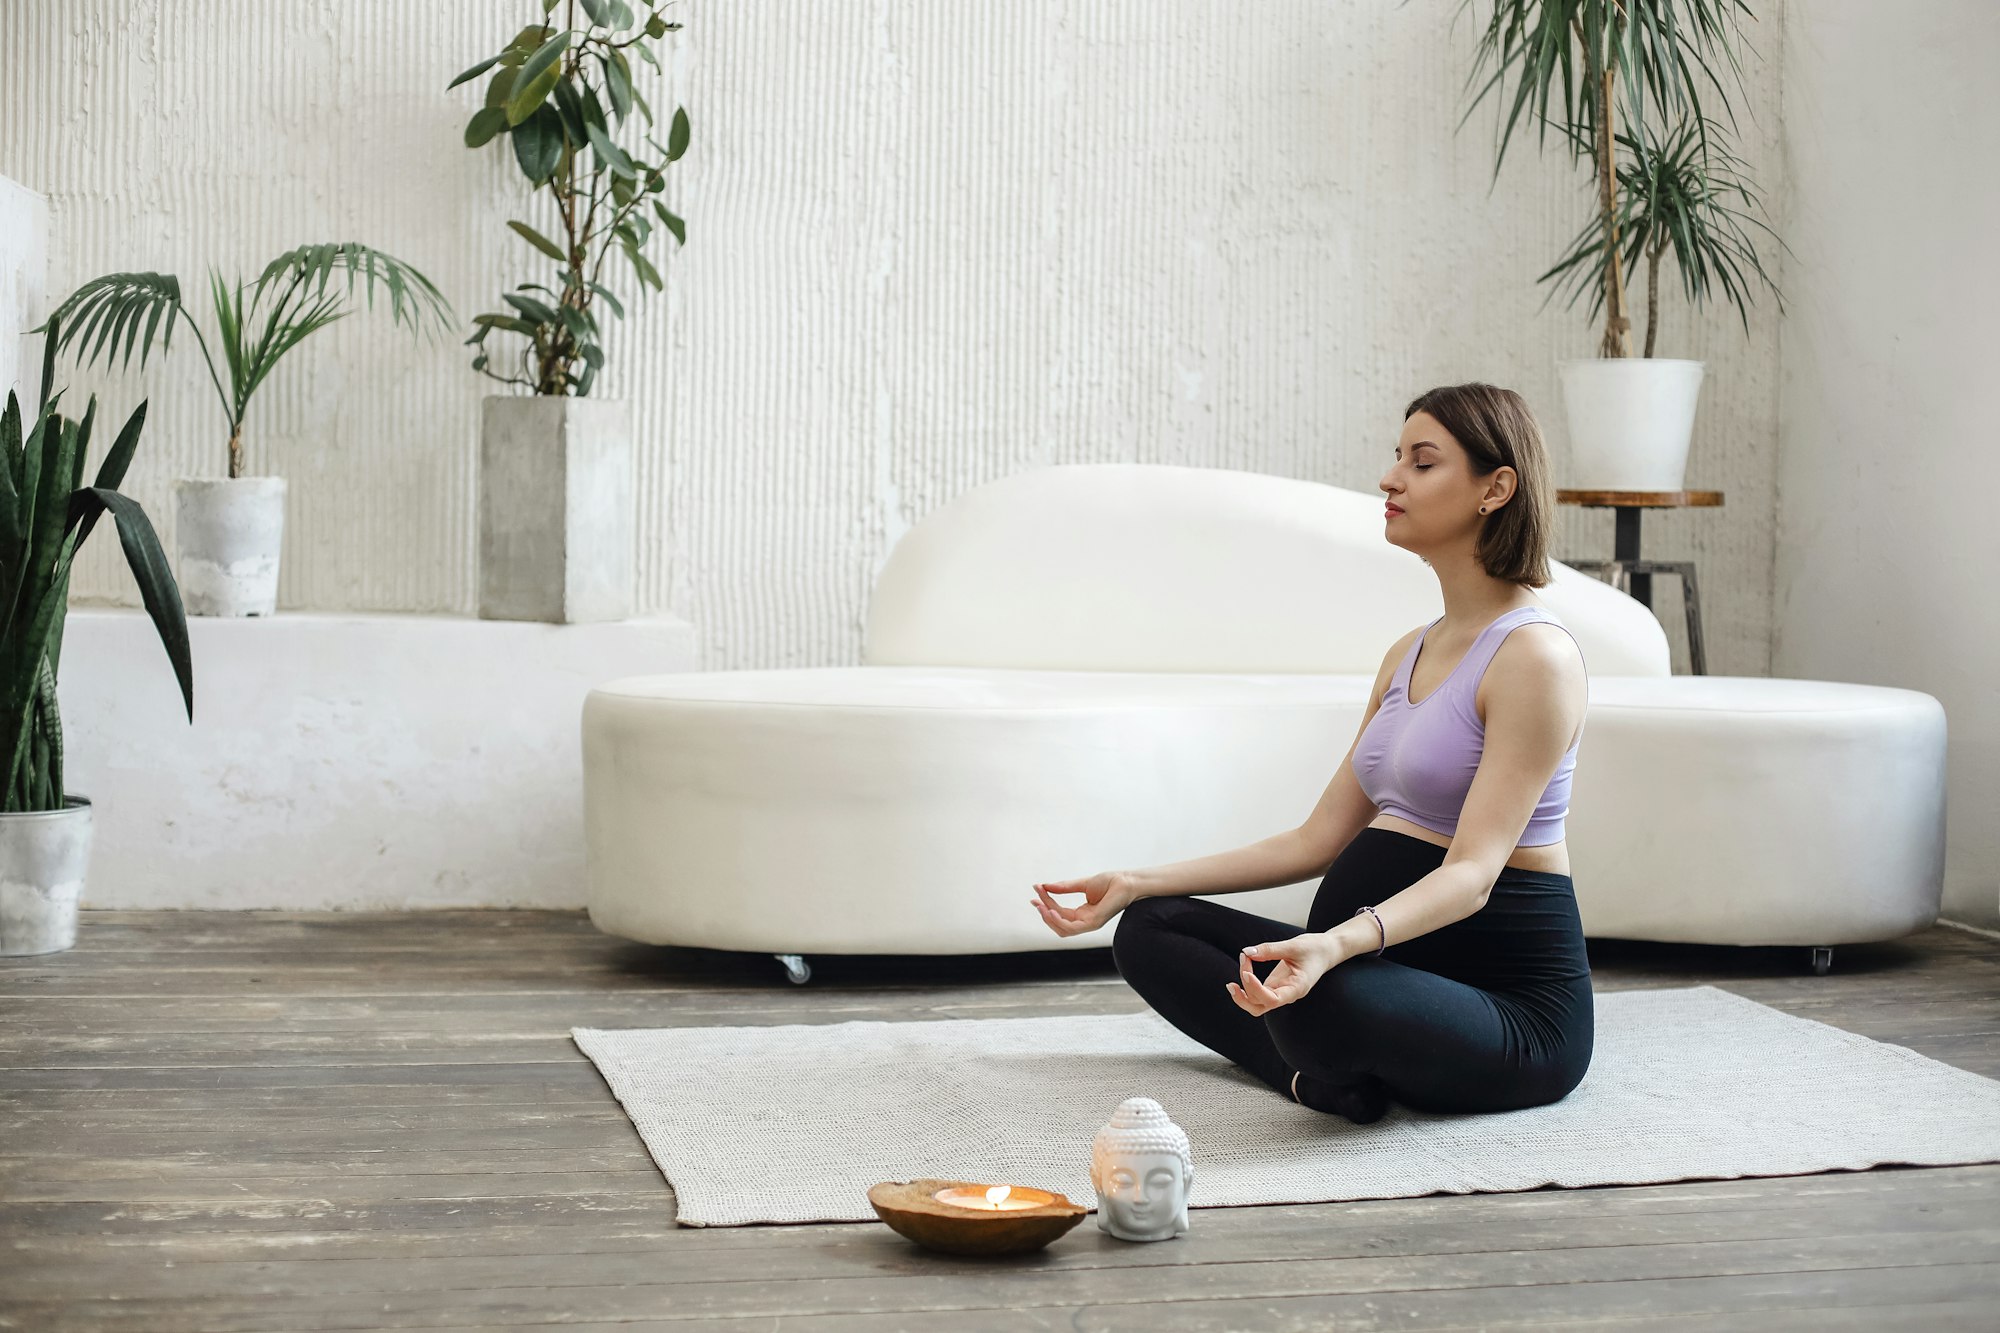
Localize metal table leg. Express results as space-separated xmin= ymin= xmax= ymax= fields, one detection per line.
xmin=1561 ymin=557 xmax=1708 ymax=675
xmin=1614 ymin=509 xmax=1650 ymax=609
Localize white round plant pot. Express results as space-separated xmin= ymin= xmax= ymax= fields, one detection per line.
xmin=0 ymin=797 xmax=93 ymax=957
xmin=1557 ymin=358 xmax=1706 ymax=492
xmin=174 ymin=476 xmax=287 ymax=616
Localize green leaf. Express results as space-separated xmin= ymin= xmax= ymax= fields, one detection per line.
xmin=484 ymin=66 xmax=518 ymax=109
xmin=603 ymin=51 xmax=632 ymax=121
xmin=448 ymin=54 xmax=501 ymax=90
xmin=624 ymin=245 xmax=662 ymax=292
xmin=91 ymin=399 xmax=147 ymax=492
xmin=0 ymin=393 xmax=19 ymax=547
xmin=38 ymin=272 xmax=185 ymax=374
xmin=500 ymin=23 xmax=553 ymax=64
xmin=506 ymin=31 xmax=570 ymax=125
xmin=83 ymin=487 xmax=193 ymax=722
xmin=551 ymin=77 xmax=589 ymax=143
xmin=507 ymin=220 xmax=567 ymax=262
xmin=666 ymin=106 xmax=690 ymax=161
xmin=502 ymin=292 xmax=561 ymax=326
xmin=585 ymin=121 xmax=637 ymax=178
xmin=465 ymin=106 xmax=509 ymax=148
xmin=510 ymin=105 xmax=563 ymax=183
xmin=36 ymin=320 xmax=55 ymax=411
xmin=473 ymin=313 xmax=540 ymax=337
xmin=580 ymin=0 xmax=610 ymax=25
xmin=580 ymin=342 xmax=604 ymax=369
xmin=580 ymin=82 xmax=609 ymax=130
xmin=646 ymin=14 xmax=667 ymax=39
xmin=253 ymin=244 xmax=455 ymax=342
xmin=652 ymin=201 xmax=685 ymax=245
xmin=586 ymin=282 xmax=624 ymax=319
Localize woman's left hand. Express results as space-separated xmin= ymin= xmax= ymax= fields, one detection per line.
xmin=1227 ymin=932 xmax=1346 ymax=1015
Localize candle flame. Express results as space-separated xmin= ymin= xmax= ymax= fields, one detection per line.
xmin=986 ymin=1185 xmax=1011 ymax=1206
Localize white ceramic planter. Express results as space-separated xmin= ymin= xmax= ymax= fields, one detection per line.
xmin=174 ymin=476 xmax=287 ymax=617
xmin=1557 ymin=358 xmax=1706 ymax=492
xmin=479 ymin=395 xmax=634 ymax=624
xmin=0 ymin=797 xmax=93 ymax=956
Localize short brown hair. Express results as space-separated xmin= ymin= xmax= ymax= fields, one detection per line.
xmin=1403 ymin=383 xmax=1554 ymax=588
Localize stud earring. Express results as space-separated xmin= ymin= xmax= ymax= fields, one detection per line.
xmin=1478 ymin=506 xmax=1488 ymax=514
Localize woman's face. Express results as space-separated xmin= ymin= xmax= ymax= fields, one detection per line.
xmin=1379 ymin=411 xmax=1495 ymax=556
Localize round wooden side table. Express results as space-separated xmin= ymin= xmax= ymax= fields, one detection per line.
xmin=1557 ymin=489 xmax=1723 ymax=675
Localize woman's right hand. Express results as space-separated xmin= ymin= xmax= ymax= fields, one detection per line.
xmin=1031 ymin=872 xmax=1139 ymax=937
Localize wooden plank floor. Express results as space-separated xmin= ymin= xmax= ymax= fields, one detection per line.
xmin=3 ymin=912 xmax=1997 ymax=1332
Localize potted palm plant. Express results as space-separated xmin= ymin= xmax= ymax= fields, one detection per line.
xmin=0 ymin=321 xmax=193 ymax=956
xmin=450 ymin=0 xmax=689 ymax=623
xmin=1455 ymin=0 xmax=1782 ymax=491
xmin=37 ymin=244 xmax=454 ymax=616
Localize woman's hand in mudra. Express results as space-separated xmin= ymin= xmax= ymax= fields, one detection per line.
xmin=1228 ymin=933 xmax=1344 ymax=1015
xmin=1031 ymin=872 xmax=1138 ymax=937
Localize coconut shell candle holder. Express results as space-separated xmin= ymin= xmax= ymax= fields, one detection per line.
xmin=867 ymin=1178 xmax=1088 ymax=1256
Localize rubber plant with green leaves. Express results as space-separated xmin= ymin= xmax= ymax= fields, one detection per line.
xmin=2 ymin=319 xmax=193 ymax=810
xmin=452 ymin=0 xmax=690 ymax=396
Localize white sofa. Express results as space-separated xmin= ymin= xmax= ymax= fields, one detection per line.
xmin=583 ymin=464 xmax=1947 ymax=981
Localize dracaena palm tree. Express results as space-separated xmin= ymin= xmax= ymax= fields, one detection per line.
xmin=1540 ymin=113 xmax=1784 ymax=356
xmin=1451 ymin=0 xmax=1778 ymax=356
xmin=37 ymin=244 xmax=454 ymax=478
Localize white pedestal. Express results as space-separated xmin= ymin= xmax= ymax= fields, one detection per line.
xmin=59 ymin=609 xmax=699 ymax=909
xmin=0 ymin=174 xmax=49 ymax=402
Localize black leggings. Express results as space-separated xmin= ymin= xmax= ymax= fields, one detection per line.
xmin=1111 ymin=826 xmax=1594 ymax=1115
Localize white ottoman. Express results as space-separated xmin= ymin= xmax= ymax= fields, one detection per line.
xmin=582 ymin=464 xmax=1948 ymax=980
xmin=583 ymin=668 xmax=1946 ymax=978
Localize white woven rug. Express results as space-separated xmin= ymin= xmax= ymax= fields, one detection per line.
xmin=572 ymin=985 xmax=2000 ymax=1227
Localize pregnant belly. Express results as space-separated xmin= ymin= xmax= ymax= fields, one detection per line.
xmin=1367 ymin=814 xmax=1571 ymax=877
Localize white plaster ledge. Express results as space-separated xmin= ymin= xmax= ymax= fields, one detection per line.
xmin=59 ymin=609 xmax=700 ymax=909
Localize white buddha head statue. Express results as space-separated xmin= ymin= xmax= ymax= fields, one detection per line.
xmin=1088 ymin=1096 xmax=1194 ymax=1241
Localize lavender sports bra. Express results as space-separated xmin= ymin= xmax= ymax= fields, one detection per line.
xmin=1351 ymin=605 xmax=1585 ymax=848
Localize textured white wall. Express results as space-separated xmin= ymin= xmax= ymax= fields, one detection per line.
xmin=5 ymin=0 xmax=1785 ymax=675
xmin=0 ymin=174 xmax=47 ymax=402
xmin=1775 ymin=0 xmax=2000 ymax=928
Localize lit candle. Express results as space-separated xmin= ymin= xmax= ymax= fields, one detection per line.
xmin=931 ymin=1183 xmax=1052 ymax=1212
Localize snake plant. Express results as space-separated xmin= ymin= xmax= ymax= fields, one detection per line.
xmin=37 ymin=243 xmax=454 ymax=479
xmin=1 ymin=320 xmax=193 ymax=814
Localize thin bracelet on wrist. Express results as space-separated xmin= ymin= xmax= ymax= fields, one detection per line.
xmin=1352 ymin=904 xmax=1387 ymax=956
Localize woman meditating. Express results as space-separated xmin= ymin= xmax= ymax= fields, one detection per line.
xmin=1031 ymin=383 xmax=1593 ymax=1125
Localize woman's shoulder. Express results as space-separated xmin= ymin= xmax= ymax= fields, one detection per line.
xmin=1484 ymin=616 xmax=1588 ymax=696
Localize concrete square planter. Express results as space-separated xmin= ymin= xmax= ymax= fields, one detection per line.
xmin=479 ymin=395 xmax=635 ymax=624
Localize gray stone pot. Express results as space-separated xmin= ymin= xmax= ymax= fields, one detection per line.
xmin=479 ymin=396 xmax=634 ymax=624
xmin=174 ymin=476 xmax=287 ymax=617
xmin=0 ymin=797 xmax=93 ymax=956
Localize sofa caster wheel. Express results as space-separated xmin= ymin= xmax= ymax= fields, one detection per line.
xmin=776 ymin=953 xmax=811 ymax=985
xmin=1810 ymin=946 xmax=1833 ymax=976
